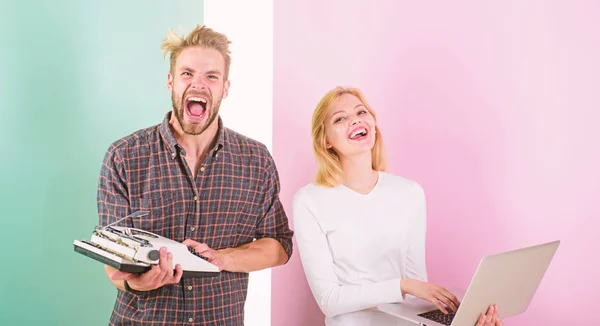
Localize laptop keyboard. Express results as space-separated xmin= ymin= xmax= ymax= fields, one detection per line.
xmin=417 ymin=309 xmax=456 ymax=326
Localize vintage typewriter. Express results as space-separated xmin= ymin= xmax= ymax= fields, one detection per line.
xmin=73 ymin=211 xmax=220 ymax=277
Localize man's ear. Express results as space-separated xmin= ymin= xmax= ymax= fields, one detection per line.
xmin=222 ymin=80 xmax=231 ymax=99
xmin=167 ymin=73 xmax=174 ymax=92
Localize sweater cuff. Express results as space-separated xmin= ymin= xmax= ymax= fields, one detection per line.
xmin=378 ymin=278 xmax=405 ymax=303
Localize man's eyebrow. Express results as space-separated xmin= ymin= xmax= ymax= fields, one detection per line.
xmin=179 ymin=66 xmax=196 ymax=73
xmin=205 ymin=70 xmax=223 ymax=75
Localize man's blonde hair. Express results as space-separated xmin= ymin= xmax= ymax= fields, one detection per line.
xmin=311 ymin=87 xmax=387 ymax=187
xmin=161 ymin=24 xmax=232 ymax=80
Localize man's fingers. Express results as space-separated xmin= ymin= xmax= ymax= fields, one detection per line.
xmin=183 ymin=239 xmax=203 ymax=249
xmin=153 ymin=248 xmax=171 ymax=282
xmin=158 ymin=248 xmax=169 ymax=271
xmin=160 ymin=252 xmax=177 ymax=284
xmin=144 ymin=264 xmax=163 ymax=284
xmin=200 ymin=249 xmax=217 ymax=260
xmin=166 ymin=252 xmax=174 ymax=276
xmin=172 ymin=264 xmax=184 ymax=283
xmin=182 ymin=240 xmax=216 ymax=262
xmin=127 ymin=251 xmax=183 ymax=291
xmin=183 ymin=239 xmax=210 ymax=253
xmin=167 ymin=250 xmax=173 ymax=266
xmin=128 ymin=265 xmax=160 ymax=291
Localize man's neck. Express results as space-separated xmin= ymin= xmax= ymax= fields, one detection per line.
xmin=169 ymin=115 xmax=219 ymax=160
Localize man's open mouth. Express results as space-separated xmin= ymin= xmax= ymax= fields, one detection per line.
xmin=185 ymin=96 xmax=208 ymax=121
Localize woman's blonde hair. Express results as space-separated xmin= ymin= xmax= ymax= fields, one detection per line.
xmin=312 ymin=87 xmax=387 ymax=187
xmin=161 ymin=24 xmax=232 ymax=80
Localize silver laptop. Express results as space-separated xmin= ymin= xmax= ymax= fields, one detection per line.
xmin=377 ymin=240 xmax=560 ymax=326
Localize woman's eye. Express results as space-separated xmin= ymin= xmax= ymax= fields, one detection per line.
xmin=334 ymin=117 xmax=345 ymax=123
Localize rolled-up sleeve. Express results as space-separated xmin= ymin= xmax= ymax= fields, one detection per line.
xmin=254 ymin=155 xmax=294 ymax=261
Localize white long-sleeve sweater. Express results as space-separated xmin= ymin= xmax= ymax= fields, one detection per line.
xmin=292 ymin=171 xmax=428 ymax=326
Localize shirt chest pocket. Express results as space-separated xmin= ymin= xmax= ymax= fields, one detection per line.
xmin=227 ymin=188 xmax=261 ymax=235
xmin=129 ymin=191 xmax=184 ymax=240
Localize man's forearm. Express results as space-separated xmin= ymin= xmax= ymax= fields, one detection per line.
xmin=218 ymin=238 xmax=288 ymax=273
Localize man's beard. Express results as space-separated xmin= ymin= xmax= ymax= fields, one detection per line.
xmin=172 ymin=91 xmax=222 ymax=135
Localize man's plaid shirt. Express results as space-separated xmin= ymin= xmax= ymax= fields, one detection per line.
xmin=98 ymin=113 xmax=294 ymax=325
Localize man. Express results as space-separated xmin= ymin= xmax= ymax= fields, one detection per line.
xmin=97 ymin=24 xmax=294 ymax=325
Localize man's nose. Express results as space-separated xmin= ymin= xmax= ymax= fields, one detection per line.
xmin=190 ymin=76 xmax=207 ymax=90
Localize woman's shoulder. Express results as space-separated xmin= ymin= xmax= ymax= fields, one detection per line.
xmin=378 ymin=171 xmax=425 ymax=196
xmin=292 ymin=181 xmax=350 ymax=209
xmin=293 ymin=182 xmax=334 ymax=202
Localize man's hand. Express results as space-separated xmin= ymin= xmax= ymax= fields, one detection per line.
xmin=400 ymin=278 xmax=460 ymax=314
xmin=183 ymin=239 xmax=234 ymax=271
xmin=108 ymin=247 xmax=183 ymax=292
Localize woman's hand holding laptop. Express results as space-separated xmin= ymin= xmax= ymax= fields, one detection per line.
xmin=475 ymin=305 xmax=503 ymax=326
xmin=400 ymin=278 xmax=502 ymax=325
xmin=400 ymin=278 xmax=461 ymax=314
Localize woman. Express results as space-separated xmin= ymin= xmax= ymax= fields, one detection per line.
xmin=292 ymin=87 xmax=502 ymax=326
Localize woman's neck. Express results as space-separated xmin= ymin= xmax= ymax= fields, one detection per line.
xmin=340 ymin=152 xmax=379 ymax=194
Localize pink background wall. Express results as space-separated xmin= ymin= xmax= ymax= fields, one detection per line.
xmin=272 ymin=1 xmax=599 ymax=325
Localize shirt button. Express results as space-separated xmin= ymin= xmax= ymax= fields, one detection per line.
xmin=200 ymin=166 xmax=205 ymax=172
xmin=190 ymin=227 xmax=196 ymax=231
xmin=188 ymin=318 xmax=194 ymax=322
xmin=193 ymin=195 xmax=198 ymax=201
xmin=188 ymin=285 xmax=193 ymax=290
xmin=171 ymin=152 xmax=176 ymax=159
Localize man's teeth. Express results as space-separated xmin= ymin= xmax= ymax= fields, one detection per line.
xmin=188 ymin=97 xmax=207 ymax=103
